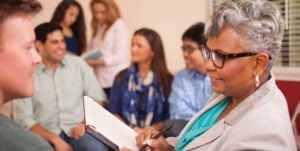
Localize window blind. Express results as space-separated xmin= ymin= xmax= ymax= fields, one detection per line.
xmin=276 ymin=0 xmax=300 ymax=67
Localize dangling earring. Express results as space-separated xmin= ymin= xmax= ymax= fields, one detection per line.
xmin=254 ymin=73 xmax=260 ymax=88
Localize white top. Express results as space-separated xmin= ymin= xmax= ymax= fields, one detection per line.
xmin=89 ymin=18 xmax=130 ymax=88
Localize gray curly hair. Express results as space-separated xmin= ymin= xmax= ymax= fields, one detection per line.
xmin=207 ymin=0 xmax=284 ymax=71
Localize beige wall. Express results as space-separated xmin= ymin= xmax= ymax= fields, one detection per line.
xmin=35 ymin=0 xmax=211 ymax=73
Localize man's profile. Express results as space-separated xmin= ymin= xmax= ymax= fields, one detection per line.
xmin=0 ymin=0 xmax=53 ymax=150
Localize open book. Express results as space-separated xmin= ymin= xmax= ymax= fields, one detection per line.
xmin=83 ymin=96 xmax=138 ymax=150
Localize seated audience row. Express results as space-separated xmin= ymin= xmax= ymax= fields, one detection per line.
xmin=1 ymin=0 xmax=296 ymax=150
xmin=122 ymin=0 xmax=297 ymax=150
xmin=3 ymin=0 xmax=210 ymax=148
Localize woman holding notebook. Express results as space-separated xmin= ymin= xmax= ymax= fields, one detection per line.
xmin=87 ymin=0 xmax=130 ymax=97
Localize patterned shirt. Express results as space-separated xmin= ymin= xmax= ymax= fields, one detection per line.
xmin=108 ymin=65 xmax=170 ymax=127
xmin=169 ymin=69 xmax=212 ymax=121
xmin=13 ymin=55 xmax=107 ymax=137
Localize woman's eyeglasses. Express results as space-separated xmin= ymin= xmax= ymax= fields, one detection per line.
xmin=200 ymin=45 xmax=257 ymax=68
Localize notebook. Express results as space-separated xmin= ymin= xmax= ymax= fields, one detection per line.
xmin=81 ymin=50 xmax=103 ymax=61
xmin=83 ymin=96 xmax=138 ymax=150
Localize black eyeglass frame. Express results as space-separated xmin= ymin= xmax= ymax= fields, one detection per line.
xmin=200 ymin=45 xmax=258 ymax=68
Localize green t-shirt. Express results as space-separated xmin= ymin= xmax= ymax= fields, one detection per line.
xmin=0 ymin=113 xmax=53 ymax=151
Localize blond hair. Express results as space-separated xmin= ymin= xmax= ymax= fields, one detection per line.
xmin=90 ymin=0 xmax=121 ymax=39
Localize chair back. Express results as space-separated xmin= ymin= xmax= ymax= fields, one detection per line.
xmin=292 ymin=102 xmax=300 ymax=136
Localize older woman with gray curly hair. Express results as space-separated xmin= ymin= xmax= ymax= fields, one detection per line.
xmin=123 ymin=0 xmax=297 ymax=150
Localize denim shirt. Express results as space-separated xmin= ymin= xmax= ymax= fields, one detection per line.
xmin=169 ymin=69 xmax=212 ymax=121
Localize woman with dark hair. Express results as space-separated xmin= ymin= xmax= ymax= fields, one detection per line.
xmin=51 ymin=0 xmax=86 ymax=55
xmin=108 ymin=28 xmax=173 ymax=133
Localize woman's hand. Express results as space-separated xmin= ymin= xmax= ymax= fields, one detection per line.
xmin=86 ymin=59 xmax=105 ymax=67
xmin=119 ymin=146 xmax=134 ymax=151
xmin=133 ymin=126 xmax=144 ymax=133
xmin=135 ymin=127 xmax=173 ymax=151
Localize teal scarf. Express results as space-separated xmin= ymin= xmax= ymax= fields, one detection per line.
xmin=176 ymin=97 xmax=232 ymax=151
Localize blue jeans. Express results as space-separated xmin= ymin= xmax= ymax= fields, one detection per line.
xmin=59 ymin=132 xmax=106 ymax=151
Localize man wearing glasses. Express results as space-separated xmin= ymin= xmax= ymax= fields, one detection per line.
xmin=164 ymin=22 xmax=212 ymax=137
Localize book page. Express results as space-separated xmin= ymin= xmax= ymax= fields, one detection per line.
xmin=84 ymin=96 xmax=138 ymax=150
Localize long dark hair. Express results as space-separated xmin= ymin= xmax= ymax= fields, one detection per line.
xmin=133 ymin=28 xmax=173 ymax=98
xmin=51 ymin=0 xmax=86 ymax=55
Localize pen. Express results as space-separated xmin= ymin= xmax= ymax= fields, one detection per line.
xmin=138 ymin=124 xmax=173 ymax=151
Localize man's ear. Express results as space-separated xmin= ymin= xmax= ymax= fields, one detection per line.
xmin=35 ymin=40 xmax=43 ymax=52
xmin=253 ymin=52 xmax=269 ymax=74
